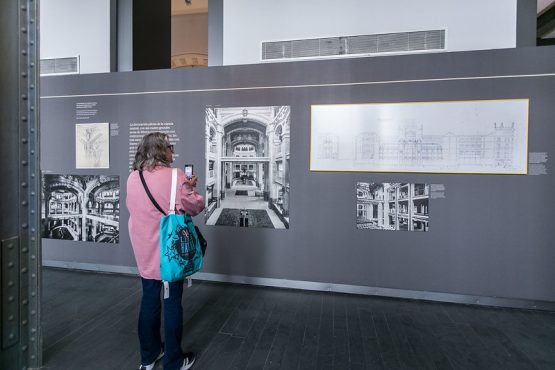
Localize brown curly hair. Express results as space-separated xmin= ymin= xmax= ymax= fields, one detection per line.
xmin=132 ymin=132 xmax=172 ymax=171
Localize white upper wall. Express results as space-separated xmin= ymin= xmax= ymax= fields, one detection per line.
xmin=223 ymin=0 xmax=518 ymax=65
xmin=40 ymin=0 xmax=112 ymax=74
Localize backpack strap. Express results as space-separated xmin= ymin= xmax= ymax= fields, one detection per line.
xmin=169 ymin=168 xmax=178 ymax=215
xmin=139 ymin=170 xmax=166 ymax=216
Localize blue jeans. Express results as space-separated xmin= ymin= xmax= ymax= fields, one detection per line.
xmin=139 ymin=278 xmax=184 ymax=370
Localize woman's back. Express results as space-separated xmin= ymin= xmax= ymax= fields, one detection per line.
xmin=127 ymin=166 xmax=204 ymax=280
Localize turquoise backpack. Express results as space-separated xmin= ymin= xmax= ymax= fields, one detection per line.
xmin=139 ymin=168 xmax=203 ymax=283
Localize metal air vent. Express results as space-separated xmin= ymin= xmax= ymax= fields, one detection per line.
xmin=40 ymin=56 xmax=79 ymax=75
xmin=262 ymin=30 xmax=446 ymax=61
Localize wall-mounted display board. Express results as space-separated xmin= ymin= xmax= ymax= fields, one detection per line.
xmin=205 ymin=106 xmax=291 ymax=229
xmin=311 ymin=99 xmax=529 ymax=174
xmin=41 ymin=174 xmax=120 ymax=243
xmin=76 ymin=122 xmax=110 ymax=169
xmin=40 ymin=46 xmax=555 ymax=307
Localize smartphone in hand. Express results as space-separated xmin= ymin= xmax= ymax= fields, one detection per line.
xmin=184 ymin=164 xmax=194 ymax=180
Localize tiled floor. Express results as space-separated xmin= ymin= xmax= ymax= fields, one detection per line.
xmin=206 ymin=185 xmax=285 ymax=228
xmin=42 ymin=268 xmax=555 ymax=370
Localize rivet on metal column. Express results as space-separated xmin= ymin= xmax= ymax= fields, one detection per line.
xmin=1 ymin=237 xmax=20 ymax=348
xmin=19 ymin=0 xmax=41 ymax=368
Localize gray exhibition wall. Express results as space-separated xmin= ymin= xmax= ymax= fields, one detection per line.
xmin=40 ymin=46 xmax=555 ymax=303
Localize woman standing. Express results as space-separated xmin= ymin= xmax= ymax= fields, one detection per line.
xmin=127 ymin=132 xmax=204 ymax=370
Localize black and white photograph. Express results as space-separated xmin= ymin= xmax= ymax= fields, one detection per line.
xmin=205 ymin=106 xmax=290 ymax=229
xmin=42 ymin=174 xmax=120 ymax=243
xmin=357 ymin=182 xmax=429 ymax=231
xmin=76 ymin=122 xmax=110 ymax=168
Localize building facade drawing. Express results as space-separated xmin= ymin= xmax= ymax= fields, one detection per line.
xmin=354 ymin=122 xmax=516 ymax=169
xmin=311 ymin=99 xmax=528 ymax=174
xmin=356 ymin=182 xmax=429 ymax=231
xmin=205 ymin=106 xmax=290 ymax=229
xmin=318 ymin=133 xmax=339 ymax=159
xmin=42 ymin=174 xmax=120 ymax=243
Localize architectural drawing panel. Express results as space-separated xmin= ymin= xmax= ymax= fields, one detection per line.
xmin=311 ymin=99 xmax=528 ymax=174
xmin=76 ymin=122 xmax=110 ymax=168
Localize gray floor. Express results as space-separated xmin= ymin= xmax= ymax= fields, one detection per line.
xmin=42 ymin=268 xmax=555 ymax=370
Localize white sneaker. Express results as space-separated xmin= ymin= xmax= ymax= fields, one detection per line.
xmin=180 ymin=352 xmax=196 ymax=370
xmin=139 ymin=348 xmax=164 ymax=370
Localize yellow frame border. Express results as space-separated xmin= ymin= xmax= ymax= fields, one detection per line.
xmin=309 ymin=98 xmax=530 ymax=175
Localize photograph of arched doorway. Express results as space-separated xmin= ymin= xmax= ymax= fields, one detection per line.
xmin=205 ymin=106 xmax=290 ymax=229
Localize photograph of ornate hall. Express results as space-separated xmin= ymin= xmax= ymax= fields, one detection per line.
xmin=41 ymin=174 xmax=120 ymax=243
xmin=356 ymin=182 xmax=430 ymax=231
xmin=205 ymin=106 xmax=290 ymax=229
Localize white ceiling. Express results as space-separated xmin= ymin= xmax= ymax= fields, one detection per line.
xmin=171 ymin=0 xmax=555 ymax=15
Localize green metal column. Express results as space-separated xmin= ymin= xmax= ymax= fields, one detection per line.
xmin=0 ymin=0 xmax=41 ymax=369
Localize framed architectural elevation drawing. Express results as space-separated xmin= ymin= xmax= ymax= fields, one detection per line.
xmin=310 ymin=99 xmax=529 ymax=174
xmin=76 ymin=122 xmax=110 ymax=169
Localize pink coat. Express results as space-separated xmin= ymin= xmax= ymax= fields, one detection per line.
xmin=126 ymin=166 xmax=205 ymax=280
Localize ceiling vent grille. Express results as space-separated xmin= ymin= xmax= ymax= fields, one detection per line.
xmin=40 ymin=57 xmax=79 ymax=75
xmin=262 ymin=30 xmax=445 ymax=61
